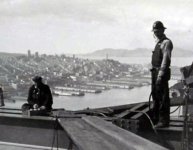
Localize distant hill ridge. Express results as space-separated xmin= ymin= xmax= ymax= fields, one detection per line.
xmin=0 ymin=52 xmax=24 ymax=57
xmin=1 ymin=47 xmax=193 ymax=57
xmin=84 ymin=48 xmax=193 ymax=57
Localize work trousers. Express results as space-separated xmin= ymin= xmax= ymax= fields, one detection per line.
xmin=151 ymin=70 xmax=170 ymax=124
xmin=0 ymin=92 xmax=4 ymax=106
xmin=21 ymin=103 xmax=51 ymax=112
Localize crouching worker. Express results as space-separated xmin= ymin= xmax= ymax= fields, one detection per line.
xmin=22 ymin=76 xmax=53 ymax=115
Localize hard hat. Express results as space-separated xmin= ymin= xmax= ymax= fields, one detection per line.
xmin=152 ymin=21 xmax=166 ymax=31
xmin=32 ymin=76 xmax=42 ymax=83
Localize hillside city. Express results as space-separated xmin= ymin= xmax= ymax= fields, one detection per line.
xmin=0 ymin=50 xmax=181 ymax=101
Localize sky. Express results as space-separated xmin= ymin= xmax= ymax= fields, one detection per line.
xmin=0 ymin=0 xmax=192 ymax=55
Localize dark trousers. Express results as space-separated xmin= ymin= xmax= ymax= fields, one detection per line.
xmin=151 ymin=71 xmax=170 ymax=124
xmin=21 ymin=103 xmax=52 ymax=113
xmin=21 ymin=103 xmax=33 ymax=112
xmin=0 ymin=93 xmax=4 ymax=106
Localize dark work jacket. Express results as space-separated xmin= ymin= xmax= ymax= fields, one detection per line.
xmin=152 ymin=35 xmax=173 ymax=80
xmin=27 ymin=83 xmax=53 ymax=110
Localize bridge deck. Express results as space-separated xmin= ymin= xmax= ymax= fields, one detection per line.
xmin=58 ymin=114 xmax=167 ymax=150
xmin=0 ymin=142 xmax=66 ymax=150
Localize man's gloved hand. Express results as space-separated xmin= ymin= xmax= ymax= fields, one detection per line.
xmin=40 ymin=106 xmax=46 ymax=110
xmin=33 ymin=104 xmax=38 ymax=109
xmin=156 ymin=76 xmax=162 ymax=85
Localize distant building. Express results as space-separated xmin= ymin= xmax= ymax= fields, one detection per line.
xmin=41 ymin=54 xmax=47 ymax=58
xmin=35 ymin=52 xmax=39 ymax=58
xmin=27 ymin=50 xmax=31 ymax=58
xmin=106 ymin=54 xmax=108 ymax=60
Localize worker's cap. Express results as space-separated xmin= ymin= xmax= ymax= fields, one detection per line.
xmin=32 ymin=76 xmax=42 ymax=83
xmin=152 ymin=21 xmax=166 ymax=31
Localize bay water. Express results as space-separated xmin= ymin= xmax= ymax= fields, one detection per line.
xmin=6 ymin=57 xmax=192 ymax=111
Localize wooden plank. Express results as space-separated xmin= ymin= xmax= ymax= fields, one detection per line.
xmin=0 ymin=107 xmax=21 ymax=111
xmin=169 ymin=121 xmax=183 ymax=127
xmin=0 ymin=141 xmax=67 ymax=150
xmin=0 ymin=109 xmax=22 ymax=115
xmin=60 ymin=118 xmax=119 ymax=150
xmin=156 ymin=126 xmax=183 ymax=132
xmin=91 ymin=102 xmax=146 ymax=112
xmin=130 ymin=104 xmax=152 ymax=119
xmin=83 ymin=116 xmax=168 ymax=150
xmin=115 ymin=103 xmax=146 ymax=118
xmin=59 ymin=116 xmax=168 ymax=150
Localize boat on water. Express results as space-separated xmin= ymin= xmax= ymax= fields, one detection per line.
xmin=86 ymin=81 xmax=135 ymax=89
xmin=54 ymin=86 xmax=102 ymax=94
xmin=53 ymin=90 xmax=85 ymax=96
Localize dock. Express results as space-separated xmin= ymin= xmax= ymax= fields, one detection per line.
xmin=55 ymin=86 xmax=102 ymax=93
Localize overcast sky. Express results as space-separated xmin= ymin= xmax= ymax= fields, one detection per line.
xmin=0 ymin=0 xmax=192 ymax=54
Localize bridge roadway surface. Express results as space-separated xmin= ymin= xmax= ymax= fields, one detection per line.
xmin=0 ymin=106 xmax=168 ymax=150
xmin=57 ymin=111 xmax=167 ymax=150
xmin=0 ymin=142 xmax=66 ymax=150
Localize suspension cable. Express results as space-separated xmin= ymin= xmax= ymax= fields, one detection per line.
xmin=51 ymin=116 xmax=59 ymax=150
xmin=170 ymin=106 xmax=181 ymax=114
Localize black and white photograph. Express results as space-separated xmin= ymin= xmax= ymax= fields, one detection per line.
xmin=0 ymin=0 xmax=192 ymax=150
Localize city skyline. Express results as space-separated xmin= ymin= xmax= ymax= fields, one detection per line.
xmin=0 ymin=0 xmax=192 ymax=54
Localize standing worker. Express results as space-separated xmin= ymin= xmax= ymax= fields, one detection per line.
xmin=0 ymin=84 xmax=5 ymax=106
xmin=151 ymin=21 xmax=173 ymax=128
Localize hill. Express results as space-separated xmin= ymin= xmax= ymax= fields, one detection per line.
xmin=84 ymin=48 xmax=193 ymax=57
xmin=0 ymin=52 xmax=24 ymax=57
